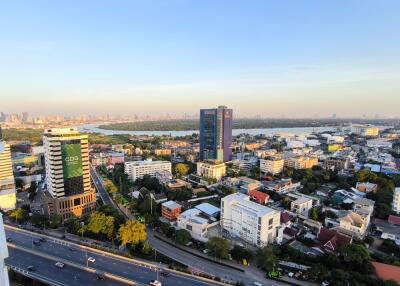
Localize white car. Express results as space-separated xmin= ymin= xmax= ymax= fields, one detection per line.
xmin=149 ymin=280 xmax=162 ymax=286
xmin=254 ymin=282 xmax=263 ymax=286
xmin=88 ymin=257 xmax=96 ymax=263
xmin=55 ymin=262 xmax=65 ymax=268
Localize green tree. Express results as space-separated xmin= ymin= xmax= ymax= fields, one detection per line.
xmin=174 ymin=163 xmax=189 ymax=178
xmin=28 ymin=181 xmax=37 ymax=201
xmin=308 ymin=208 xmax=319 ymax=221
xmin=48 ymin=214 xmax=61 ymax=229
xmin=230 ymin=245 xmax=254 ymax=262
xmin=206 ymin=237 xmax=230 ymax=259
xmin=257 ymin=246 xmax=278 ymax=272
xmin=175 ymin=229 xmax=192 ymax=245
xmin=118 ymin=220 xmax=147 ymax=246
xmin=9 ymin=208 xmax=26 ymax=223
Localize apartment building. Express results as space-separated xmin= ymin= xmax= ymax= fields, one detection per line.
xmin=42 ymin=128 xmax=96 ymax=221
xmin=260 ymin=156 xmax=284 ymax=175
xmin=393 ymin=188 xmax=400 ymax=214
xmin=221 ymin=193 xmax=281 ymax=247
xmin=161 ymin=201 xmax=182 ymax=221
xmin=284 ymin=156 xmax=318 ymax=170
xmin=351 ymin=125 xmax=379 ymax=137
xmin=290 ymin=196 xmax=313 ymax=216
xmin=124 ymin=160 xmax=172 ymax=181
xmin=0 ymin=136 xmax=16 ymax=211
xmin=196 ymin=161 xmax=226 ymax=180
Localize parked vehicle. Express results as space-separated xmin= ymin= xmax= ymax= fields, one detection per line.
xmin=27 ymin=266 xmax=36 ymax=272
xmin=149 ymin=280 xmax=162 ymax=286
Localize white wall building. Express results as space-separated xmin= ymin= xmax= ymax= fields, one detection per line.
xmin=196 ymin=161 xmax=226 ymax=180
xmin=0 ymin=214 xmax=9 ymax=286
xmin=124 ymin=160 xmax=172 ymax=181
xmin=0 ymin=140 xmax=16 ymax=211
xmin=260 ymin=156 xmax=284 ymax=175
xmin=221 ymin=193 xmax=281 ymax=247
xmin=393 ymin=188 xmax=400 ymax=214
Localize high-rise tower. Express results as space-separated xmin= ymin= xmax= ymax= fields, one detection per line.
xmin=199 ymin=106 xmax=232 ymax=162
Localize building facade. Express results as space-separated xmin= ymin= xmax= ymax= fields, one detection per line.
xmin=161 ymin=201 xmax=182 ymax=221
xmin=0 ymin=136 xmax=16 ymax=211
xmin=0 ymin=213 xmax=10 ymax=286
xmin=199 ymin=106 xmax=232 ymax=162
xmin=124 ymin=160 xmax=172 ymax=181
xmin=221 ymin=193 xmax=281 ymax=247
xmin=260 ymin=156 xmax=284 ymax=175
xmin=43 ymin=128 xmax=96 ymax=221
xmin=393 ymin=188 xmax=400 ymax=214
xmin=196 ymin=161 xmax=226 ymax=180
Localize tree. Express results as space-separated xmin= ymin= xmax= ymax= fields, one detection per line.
xmin=174 ymin=163 xmax=189 ymax=178
xmin=9 ymin=208 xmax=26 ymax=223
xmin=48 ymin=214 xmax=61 ymax=229
xmin=88 ymin=211 xmax=115 ymax=239
xmin=308 ymin=208 xmax=319 ymax=221
xmin=257 ymin=246 xmax=278 ymax=272
xmin=118 ymin=220 xmax=147 ymax=246
xmin=175 ymin=229 xmax=192 ymax=245
xmin=340 ymin=243 xmax=371 ymax=273
xmin=28 ymin=181 xmax=37 ymax=201
xmin=206 ymin=237 xmax=230 ymax=259
xmin=230 ymin=245 xmax=254 ymax=262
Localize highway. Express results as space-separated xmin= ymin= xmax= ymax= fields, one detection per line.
xmin=90 ymin=165 xmax=116 ymax=207
xmin=5 ymin=226 xmax=226 ymax=286
xmin=6 ymin=247 xmax=130 ymax=286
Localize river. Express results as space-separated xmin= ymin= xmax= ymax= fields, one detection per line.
xmin=77 ymin=123 xmax=343 ymax=137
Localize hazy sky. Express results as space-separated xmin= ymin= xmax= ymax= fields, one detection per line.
xmin=1 ymin=1 xmax=400 ymax=118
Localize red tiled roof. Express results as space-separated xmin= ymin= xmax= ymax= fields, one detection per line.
xmin=248 ymin=189 xmax=269 ymax=204
xmin=372 ymin=262 xmax=400 ymax=283
xmin=317 ymin=227 xmax=352 ymax=252
xmin=388 ymin=215 xmax=400 ymax=226
xmin=280 ymin=212 xmax=291 ymax=224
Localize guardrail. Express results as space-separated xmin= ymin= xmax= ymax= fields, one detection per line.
xmin=8 ymin=243 xmax=140 ymax=286
xmin=7 ymin=264 xmax=69 ymax=286
xmin=6 ymin=225 xmax=230 ymax=286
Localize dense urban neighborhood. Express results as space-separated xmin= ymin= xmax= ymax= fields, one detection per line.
xmin=1 ymin=108 xmax=400 ymax=286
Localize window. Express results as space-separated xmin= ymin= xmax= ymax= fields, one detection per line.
xmin=268 ymin=218 xmax=273 ymax=225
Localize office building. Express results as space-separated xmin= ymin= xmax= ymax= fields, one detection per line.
xmin=43 ymin=128 xmax=96 ymax=221
xmin=260 ymin=156 xmax=284 ymax=175
xmin=0 ymin=128 xmax=16 ymax=211
xmin=199 ymin=106 xmax=232 ymax=162
xmin=221 ymin=193 xmax=281 ymax=247
xmin=124 ymin=160 xmax=172 ymax=181
xmin=196 ymin=161 xmax=226 ymax=180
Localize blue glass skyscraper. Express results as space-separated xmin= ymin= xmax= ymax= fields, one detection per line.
xmin=199 ymin=106 xmax=232 ymax=162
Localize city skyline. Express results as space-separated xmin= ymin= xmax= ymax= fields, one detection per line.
xmin=1 ymin=1 xmax=400 ymax=118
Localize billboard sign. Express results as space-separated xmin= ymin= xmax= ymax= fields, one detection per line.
xmin=61 ymin=143 xmax=83 ymax=179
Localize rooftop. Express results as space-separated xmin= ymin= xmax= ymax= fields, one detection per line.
xmin=222 ymin=193 xmax=277 ymax=217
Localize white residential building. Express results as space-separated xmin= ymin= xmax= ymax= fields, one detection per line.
xmin=196 ymin=161 xmax=226 ymax=180
xmin=290 ymin=196 xmax=313 ymax=216
xmin=124 ymin=160 xmax=172 ymax=181
xmin=0 ymin=139 xmax=16 ymax=211
xmin=177 ymin=208 xmax=219 ymax=242
xmin=221 ymin=193 xmax=281 ymax=247
xmin=260 ymin=156 xmax=284 ymax=175
xmin=393 ymin=188 xmax=400 ymax=214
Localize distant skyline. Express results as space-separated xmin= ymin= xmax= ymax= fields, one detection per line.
xmin=1 ymin=1 xmax=400 ymax=117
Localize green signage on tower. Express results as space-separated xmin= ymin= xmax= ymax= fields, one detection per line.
xmin=61 ymin=143 xmax=83 ymax=179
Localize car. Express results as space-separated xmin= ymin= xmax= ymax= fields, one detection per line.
xmin=267 ymin=271 xmax=282 ymax=278
xmin=322 ymin=281 xmax=330 ymax=286
xmin=6 ymin=238 xmax=12 ymax=242
xmin=288 ymin=272 xmax=294 ymax=278
xmin=69 ymin=247 xmax=76 ymax=252
xmin=39 ymin=237 xmax=46 ymax=242
xmin=27 ymin=266 xmax=36 ymax=272
xmin=88 ymin=257 xmax=96 ymax=263
xmin=149 ymin=280 xmax=162 ymax=286
xmin=160 ymin=271 xmax=170 ymax=277
xmin=55 ymin=262 xmax=65 ymax=268
xmin=253 ymin=282 xmax=263 ymax=286
xmin=33 ymin=240 xmax=41 ymax=246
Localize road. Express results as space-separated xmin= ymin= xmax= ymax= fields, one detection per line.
xmin=5 ymin=226 xmax=225 ymax=286
xmin=89 ymin=166 xmax=287 ymax=286
xmin=6 ymin=247 xmax=130 ymax=286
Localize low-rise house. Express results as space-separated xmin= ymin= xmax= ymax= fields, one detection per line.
xmin=237 ymin=177 xmax=262 ymax=193
xmin=356 ymin=182 xmax=378 ymax=193
xmin=161 ymin=201 xmax=182 ymax=221
xmin=374 ymin=216 xmax=400 ymax=246
xmin=248 ymin=189 xmax=269 ymax=205
xmin=290 ymin=196 xmax=313 ymax=216
xmin=317 ymin=227 xmax=352 ymax=253
xmin=263 ymin=179 xmax=301 ymax=194
xmin=335 ymin=211 xmax=368 ymax=238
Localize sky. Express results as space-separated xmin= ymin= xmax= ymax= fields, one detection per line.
xmin=1 ymin=0 xmax=400 ymax=118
